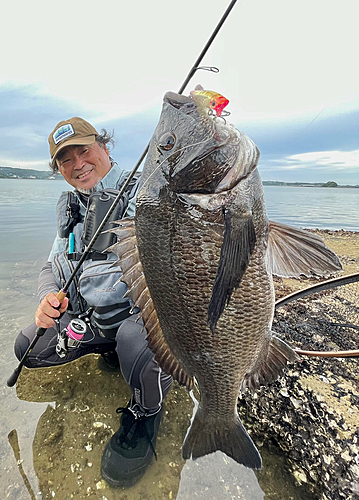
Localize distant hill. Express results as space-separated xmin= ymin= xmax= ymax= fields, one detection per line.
xmin=0 ymin=166 xmax=358 ymax=188
xmin=262 ymin=180 xmax=359 ymax=188
xmin=0 ymin=166 xmax=61 ymax=180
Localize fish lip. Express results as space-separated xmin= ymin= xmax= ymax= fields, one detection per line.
xmin=163 ymin=91 xmax=257 ymax=194
xmin=164 ymin=92 xmax=194 ymax=109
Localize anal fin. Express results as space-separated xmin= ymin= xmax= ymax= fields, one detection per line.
xmin=241 ymin=335 xmax=299 ymax=392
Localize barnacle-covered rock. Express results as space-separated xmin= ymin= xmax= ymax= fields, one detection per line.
xmin=238 ymin=230 xmax=359 ymax=500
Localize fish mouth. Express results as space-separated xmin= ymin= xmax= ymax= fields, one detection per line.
xmin=164 ymin=92 xmax=195 ymax=111
xmin=162 ymin=91 xmax=259 ymax=194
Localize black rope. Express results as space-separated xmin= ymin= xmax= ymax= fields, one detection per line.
xmin=275 ymin=272 xmax=359 ymax=309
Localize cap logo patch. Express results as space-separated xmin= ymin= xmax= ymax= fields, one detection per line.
xmin=53 ymin=124 xmax=75 ymax=145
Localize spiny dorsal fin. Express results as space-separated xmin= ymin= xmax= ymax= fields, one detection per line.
xmin=241 ymin=335 xmax=299 ymax=392
xmin=105 ymin=218 xmax=194 ymax=390
xmin=266 ymin=220 xmax=342 ymax=278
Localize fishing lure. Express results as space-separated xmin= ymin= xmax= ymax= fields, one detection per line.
xmin=191 ymin=88 xmax=229 ymax=117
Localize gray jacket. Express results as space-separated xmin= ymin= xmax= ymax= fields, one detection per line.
xmin=38 ymin=164 xmax=138 ymax=339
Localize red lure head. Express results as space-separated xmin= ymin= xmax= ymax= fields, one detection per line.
xmin=190 ymin=89 xmax=229 ymax=117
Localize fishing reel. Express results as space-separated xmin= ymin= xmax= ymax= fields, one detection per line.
xmin=56 ymin=318 xmax=87 ymax=358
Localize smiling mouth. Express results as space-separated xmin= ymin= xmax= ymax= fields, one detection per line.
xmin=76 ymin=169 xmax=93 ymax=180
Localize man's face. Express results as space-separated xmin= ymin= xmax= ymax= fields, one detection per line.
xmin=56 ymin=142 xmax=112 ymax=190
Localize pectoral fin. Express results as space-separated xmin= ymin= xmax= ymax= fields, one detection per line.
xmin=208 ymin=210 xmax=256 ymax=333
xmin=266 ymin=220 xmax=342 ymax=278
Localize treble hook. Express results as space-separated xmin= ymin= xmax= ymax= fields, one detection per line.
xmin=208 ymin=108 xmax=231 ymax=124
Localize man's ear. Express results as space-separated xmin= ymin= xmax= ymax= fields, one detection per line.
xmin=102 ymin=144 xmax=110 ymax=157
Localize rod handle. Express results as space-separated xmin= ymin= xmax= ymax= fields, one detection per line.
xmin=7 ymin=290 xmax=67 ymax=387
xmin=7 ymin=367 xmax=21 ymax=387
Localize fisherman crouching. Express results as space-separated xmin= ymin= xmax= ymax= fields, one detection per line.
xmin=13 ymin=117 xmax=172 ymax=488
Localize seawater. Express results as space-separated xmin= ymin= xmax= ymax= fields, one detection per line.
xmin=0 ymin=178 xmax=356 ymax=500
xmin=0 ymin=181 xmax=357 ymax=264
xmin=263 ymin=185 xmax=359 ymax=231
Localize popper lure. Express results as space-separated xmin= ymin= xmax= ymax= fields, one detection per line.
xmin=191 ymin=88 xmax=229 ymax=117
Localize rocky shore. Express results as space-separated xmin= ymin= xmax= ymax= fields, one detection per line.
xmin=238 ymin=230 xmax=359 ymax=500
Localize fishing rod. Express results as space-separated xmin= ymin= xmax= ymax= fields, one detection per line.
xmin=8 ymin=429 xmax=36 ymax=500
xmin=7 ymin=0 xmax=238 ymax=387
xmin=275 ymin=272 xmax=359 ymax=359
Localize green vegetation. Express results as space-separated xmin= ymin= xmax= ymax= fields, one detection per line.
xmin=322 ymin=181 xmax=338 ymax=187
xmin=263 ymin=180 xmax=358 ymax=188
xmin=0 ymin=166 xmax=61 ymax=180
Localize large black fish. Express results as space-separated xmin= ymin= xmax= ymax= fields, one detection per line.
xmin=108 ymin=90 xmax=342 ymax=469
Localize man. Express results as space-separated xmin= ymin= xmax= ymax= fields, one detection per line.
xmin=13 ymin=117 xmax=172 ymax=487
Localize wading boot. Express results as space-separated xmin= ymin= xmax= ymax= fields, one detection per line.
xmin=101 ymin=402 xmax=163 ymax=487
xmin=97 ymin=351 xmax=120 ymax=372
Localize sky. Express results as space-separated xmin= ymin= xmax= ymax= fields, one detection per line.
xmin=0 ymin=0 xmax=358 ymax=184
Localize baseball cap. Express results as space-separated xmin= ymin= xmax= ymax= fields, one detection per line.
xmin=48 ymin=117 xmax=99 ymax=160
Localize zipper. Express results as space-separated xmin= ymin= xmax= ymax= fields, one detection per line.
xmin=54 ymin=254 xmax=66 ymax=288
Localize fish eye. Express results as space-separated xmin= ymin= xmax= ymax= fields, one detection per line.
xmin=158 ymin=133 xmax=176 ymax=151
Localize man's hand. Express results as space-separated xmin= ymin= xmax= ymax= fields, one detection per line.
xmin=35 ymin=293 xmax=69 ymax=328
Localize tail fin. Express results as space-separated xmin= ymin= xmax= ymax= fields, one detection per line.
xmin=182 ymin=407 xmax=262 ymax=469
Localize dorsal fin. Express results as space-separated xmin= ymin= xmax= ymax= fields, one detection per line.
xmin=106 ymin=218 xmax=194 ymax=391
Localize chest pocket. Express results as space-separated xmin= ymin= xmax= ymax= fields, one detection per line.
xmin=78 ymin=259 xmax=132 ymax=339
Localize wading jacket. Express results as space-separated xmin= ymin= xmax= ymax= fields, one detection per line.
xmin=38 ymin=163 xmax=138 ymax=339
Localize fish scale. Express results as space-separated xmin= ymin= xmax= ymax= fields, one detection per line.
xmin=135 ymin=171 xmax=273 ymax=439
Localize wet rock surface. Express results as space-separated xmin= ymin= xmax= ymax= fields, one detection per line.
xmin=238 ymin=230 xmax=359 ymax=500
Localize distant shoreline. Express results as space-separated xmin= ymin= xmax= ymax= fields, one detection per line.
xmin=0 ymin=166 xmax=358 ymax=188
xmin=4 ymin=179 xmax=357 ymax=188
xmin=0 ymin=166 xmax=61 ymax=181
xmin=263 ymin=181 xmax=359 ymax=188
xmin=0 ymin=176 xmax=62 ymax=180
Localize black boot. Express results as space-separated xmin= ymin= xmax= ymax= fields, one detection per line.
xmin=97 ymin=351 xmax=120 ymax=372
xmin=101 ymin=403 xmax=163 ymax=487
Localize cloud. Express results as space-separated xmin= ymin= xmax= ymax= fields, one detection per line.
xmin=259 ymin=149 xmax=359 ymax=184
xmin=0 ymin=85 xmax=159 ymax=170
xmin=1 ymin=0 xmax=359 ymax=124
xmin=289 ymin=150 xmax=359 ymax=170
xmin=0 ymin=157 xmax=49 ymax=170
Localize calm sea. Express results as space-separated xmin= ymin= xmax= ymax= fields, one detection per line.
xmin=264 ymin=185 xmax=359 ymax=231
xmin=0 ymin=180 xmax=357 ymax=266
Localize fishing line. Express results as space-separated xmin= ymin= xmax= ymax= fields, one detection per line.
xmin=303 ymin=104 xmax=328 ymax=131
xmin=139 ymin=129 xmax=216 ymax=193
